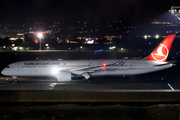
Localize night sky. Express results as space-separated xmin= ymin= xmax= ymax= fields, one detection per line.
xmin=0 ymin=0 xmax=179 ymax=24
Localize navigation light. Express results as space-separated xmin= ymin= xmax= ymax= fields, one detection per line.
xmin=102 ymin=64 xmax=107 ymax=67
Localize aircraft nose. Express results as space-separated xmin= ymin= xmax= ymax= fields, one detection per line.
xmin=1 ymin=69 xmax=4 ymax=75
xmin=1 ymin=69 xmax=6 ymax=75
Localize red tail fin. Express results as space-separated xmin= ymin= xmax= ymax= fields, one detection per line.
xmin=145 ymin=34 xmax=176 ymax=62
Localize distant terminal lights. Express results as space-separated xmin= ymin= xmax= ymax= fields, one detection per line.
xmin=105 ymin=36 xmax=118 ymax=40
xmin=77 ymin=37 xmax=98 ymax=40
xmin=151 ymin=21 xmax=172 ymax=24
xmin=109 ymin=46 xmax=116 ymax=50
xmin=143 ymin=35 xmax=160 ymax=39
xmin=66 ymin=40 xmax=77 ymax=44
xmin=66 ymin=39 xmax=95 ymax=44
xmin=77 ymin=37 xmax=86 ymax=40
xmin=170 ymin=6 xmax=180 ymax=21
xmin=170 ymin=6 xmax=180 ymax=15
xmin=9 ymin=37 xmax=23 ymax=40
xmin=86 ymin=39 xmax=94 ymax=44
xmin=17 ymin=33 xmax=24 ymax=36
xmin=26 ymin=31 xmax=50 ymax=35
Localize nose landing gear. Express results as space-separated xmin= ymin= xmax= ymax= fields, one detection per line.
xmin=12 ymin=76 xmax=18 ymax=83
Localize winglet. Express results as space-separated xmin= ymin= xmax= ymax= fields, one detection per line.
xmin=145 ymin=34 xmax=176 ymax=62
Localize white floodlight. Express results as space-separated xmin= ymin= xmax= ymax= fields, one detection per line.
xmin=37 ymin=33 xmax=43 ymax=38
xmin=144 ymin=35 xmax=147 ymax=39
xmin=37 ymin=32 xmax=43 ymax=50
xmin=109 ymin=46 xmax=116 ymax=50
xmin=155 ymin=35 xmax=159 ymax=39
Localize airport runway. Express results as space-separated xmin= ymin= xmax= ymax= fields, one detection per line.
xmin=0 ymin=75 xmax=179 ymax=91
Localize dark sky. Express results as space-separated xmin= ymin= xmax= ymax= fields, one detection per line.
xmin=0 ymin=0 xmax=179 ymax=24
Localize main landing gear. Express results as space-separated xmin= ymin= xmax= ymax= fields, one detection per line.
xmin=82 ymin=72 xmax=91 ymax=83
xmin=83 ymin=78 xmax=91 ymax=83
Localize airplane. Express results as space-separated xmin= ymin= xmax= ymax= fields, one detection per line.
xmin=1 ymin=34 xmax=176 ymax=83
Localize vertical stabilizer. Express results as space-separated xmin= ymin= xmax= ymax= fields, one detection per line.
xmin=145 ymin=34 xmax=176 ymax=62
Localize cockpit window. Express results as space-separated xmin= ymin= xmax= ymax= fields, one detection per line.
xmin=6 ymin=66 xmax=10 ymax=68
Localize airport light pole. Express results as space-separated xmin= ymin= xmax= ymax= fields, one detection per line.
xmin=37 ymin=33 xmax=43 ymax=50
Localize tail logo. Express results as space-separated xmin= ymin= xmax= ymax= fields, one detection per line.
xmin=151 ymin=44 xmax=169 ymax=61
xmin=145 ymin=34 xmax=175 ymax=62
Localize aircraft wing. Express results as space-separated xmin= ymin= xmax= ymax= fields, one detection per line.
xmin=70 ymin=60 xmax=121 ymax=72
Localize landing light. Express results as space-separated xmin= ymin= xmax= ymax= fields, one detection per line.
xmin=51 ymin=68 xmax=59 ymax=75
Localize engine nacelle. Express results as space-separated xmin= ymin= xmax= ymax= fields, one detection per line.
xmin=55 ymin=71 xmax=72 ymax=82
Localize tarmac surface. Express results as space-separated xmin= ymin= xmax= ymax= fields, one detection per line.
xmin=0 ymin=75 xmax=178 ymax=91
xmin=0 ymin=76 xmax=180 ymax=120
xmin=0 ymin=104 xmax=178 ymax=120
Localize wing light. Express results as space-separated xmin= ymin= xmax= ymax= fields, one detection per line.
xmin=102 ymin=64 xmax=107 ymax=67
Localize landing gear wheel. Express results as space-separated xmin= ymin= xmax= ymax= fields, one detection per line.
xmin=83 ymin=78 xmax=87 ymax=82
xmin=83 ymin=77 xmax=92 ymax=83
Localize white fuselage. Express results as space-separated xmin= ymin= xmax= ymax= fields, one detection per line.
xmin=1 ymin=59 xmax=172 ymax=78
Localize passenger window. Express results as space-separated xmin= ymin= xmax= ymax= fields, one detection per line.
xmin=6 ymin=66 xmax=10 ymax=68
